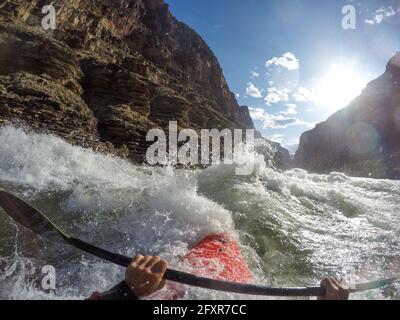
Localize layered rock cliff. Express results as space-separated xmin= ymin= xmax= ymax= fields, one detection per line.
xmin=295 ymin=53 xmax=400 ymax=179
xmin=0 ymin=0 xmax=289 ymax=167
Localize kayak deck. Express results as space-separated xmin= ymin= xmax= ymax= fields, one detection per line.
xmin=158 ymin=233 xmax=252 ymax=300
xmin=184 ymin=234 xmax=252 ymax=283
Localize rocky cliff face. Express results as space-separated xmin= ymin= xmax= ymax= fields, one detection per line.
xmin=295 ymin=53 xmax=400 ymax=179
xmin=0 ymin=0 xmax=289 ymax=167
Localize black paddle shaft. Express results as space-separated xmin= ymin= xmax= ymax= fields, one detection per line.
xmin=68 ymin=237 xmax=325 ymax=297
xmin=64 ymin=237 xmax=400 ymax=297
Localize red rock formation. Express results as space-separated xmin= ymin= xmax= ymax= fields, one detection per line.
xmin=0 ymin=0 xmax=289 ymax=166
xmin=295 ymin=52 xmax=400 ymax=179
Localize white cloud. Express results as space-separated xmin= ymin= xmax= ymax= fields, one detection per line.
xmin=292 ymin=86 xmax=315 ymax=102
xmin=235 ymin=93 xmax=240 ymax=98
xmin=280 ymin=103 xmax=298 ymax=115
xmin=250 ymin=70 xmax=260 ymax=79
xmin=365 ymin=6 xmax=398 ymax=25
xmin=246 ymin=82 xmax=262 ymax=98
xmin=249 ymin=107 xmax=314 ymax=129
xmin=264 ymin=87 xmax=290 ymax=104
xmin=266 ymin=52 xmax=300 ymax=71
xmin=267 ymin=134 xmax=285 ymax=144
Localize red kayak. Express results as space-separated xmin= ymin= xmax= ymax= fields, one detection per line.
xmin=184 ymin=234 xmax=252 ymax=282
xmin=159 ymin=233 xmax=252 ymax=299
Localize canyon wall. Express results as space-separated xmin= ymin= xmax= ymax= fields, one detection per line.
xmin=0 ymin=0 xmax=289 ymax=167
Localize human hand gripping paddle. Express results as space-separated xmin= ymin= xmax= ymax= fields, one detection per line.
xmin=0 ymin=189 xmax=399 ymax=298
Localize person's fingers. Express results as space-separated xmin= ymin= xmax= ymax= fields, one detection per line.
xmin=138 ymin=256 xmax=153 ymax=268
xmin=331 ymin=277 xmax=342 ymax=288
xmin=322 ymin=277 xmax=339 ymax=291
xmin=319 ymin=277 xmax=351 ymax=300
xmin=333 ymin=277 xmax=349 ymax=294
xmin=152 ymin=259 xmax=168 ymax=275
xmin=145 ymin=256 xmax=161 ymax=268
xmin=321 ymin=277 xmax=332 ymax=288
xmin=131 ymin=255 xmax=145 ymax=266
xmin=338 ymin=283 xmax=351 ymax=294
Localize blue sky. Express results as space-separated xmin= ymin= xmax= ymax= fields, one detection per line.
xmin=165 ymin=0 xmax=400 ymax=152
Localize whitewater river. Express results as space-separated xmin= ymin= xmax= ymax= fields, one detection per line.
xmin=0 ymin=126 xmax=399 ymax=300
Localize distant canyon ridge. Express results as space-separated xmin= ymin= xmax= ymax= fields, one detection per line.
xmin=0 ymin=0 xmax=399 ymax=179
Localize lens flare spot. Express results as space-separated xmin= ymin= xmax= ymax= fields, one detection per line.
xmin=345 ymin=123 xmax=380 ymax=155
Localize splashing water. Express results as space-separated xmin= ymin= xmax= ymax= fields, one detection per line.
xmin=0 ymin=126 xmax=399 ymax=300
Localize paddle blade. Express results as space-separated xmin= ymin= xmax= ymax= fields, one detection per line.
xmin=0 ymin=189 xmax=68 ymax=241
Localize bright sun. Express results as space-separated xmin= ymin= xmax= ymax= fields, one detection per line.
xmin=314 ymin=65 xmax=367 ymax=111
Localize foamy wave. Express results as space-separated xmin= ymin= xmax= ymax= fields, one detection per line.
xmin=0 ymin=125 xmax=399 ymax=300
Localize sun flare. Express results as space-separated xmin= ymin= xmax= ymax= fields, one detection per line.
xmin=314 ymin=66 xmax=367 ymax=111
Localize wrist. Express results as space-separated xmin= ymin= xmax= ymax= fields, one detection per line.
xmin=106 ymin=281 xmax=139 ymax=300
xmin=125 ymin=281 xmax=143 ymax=298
